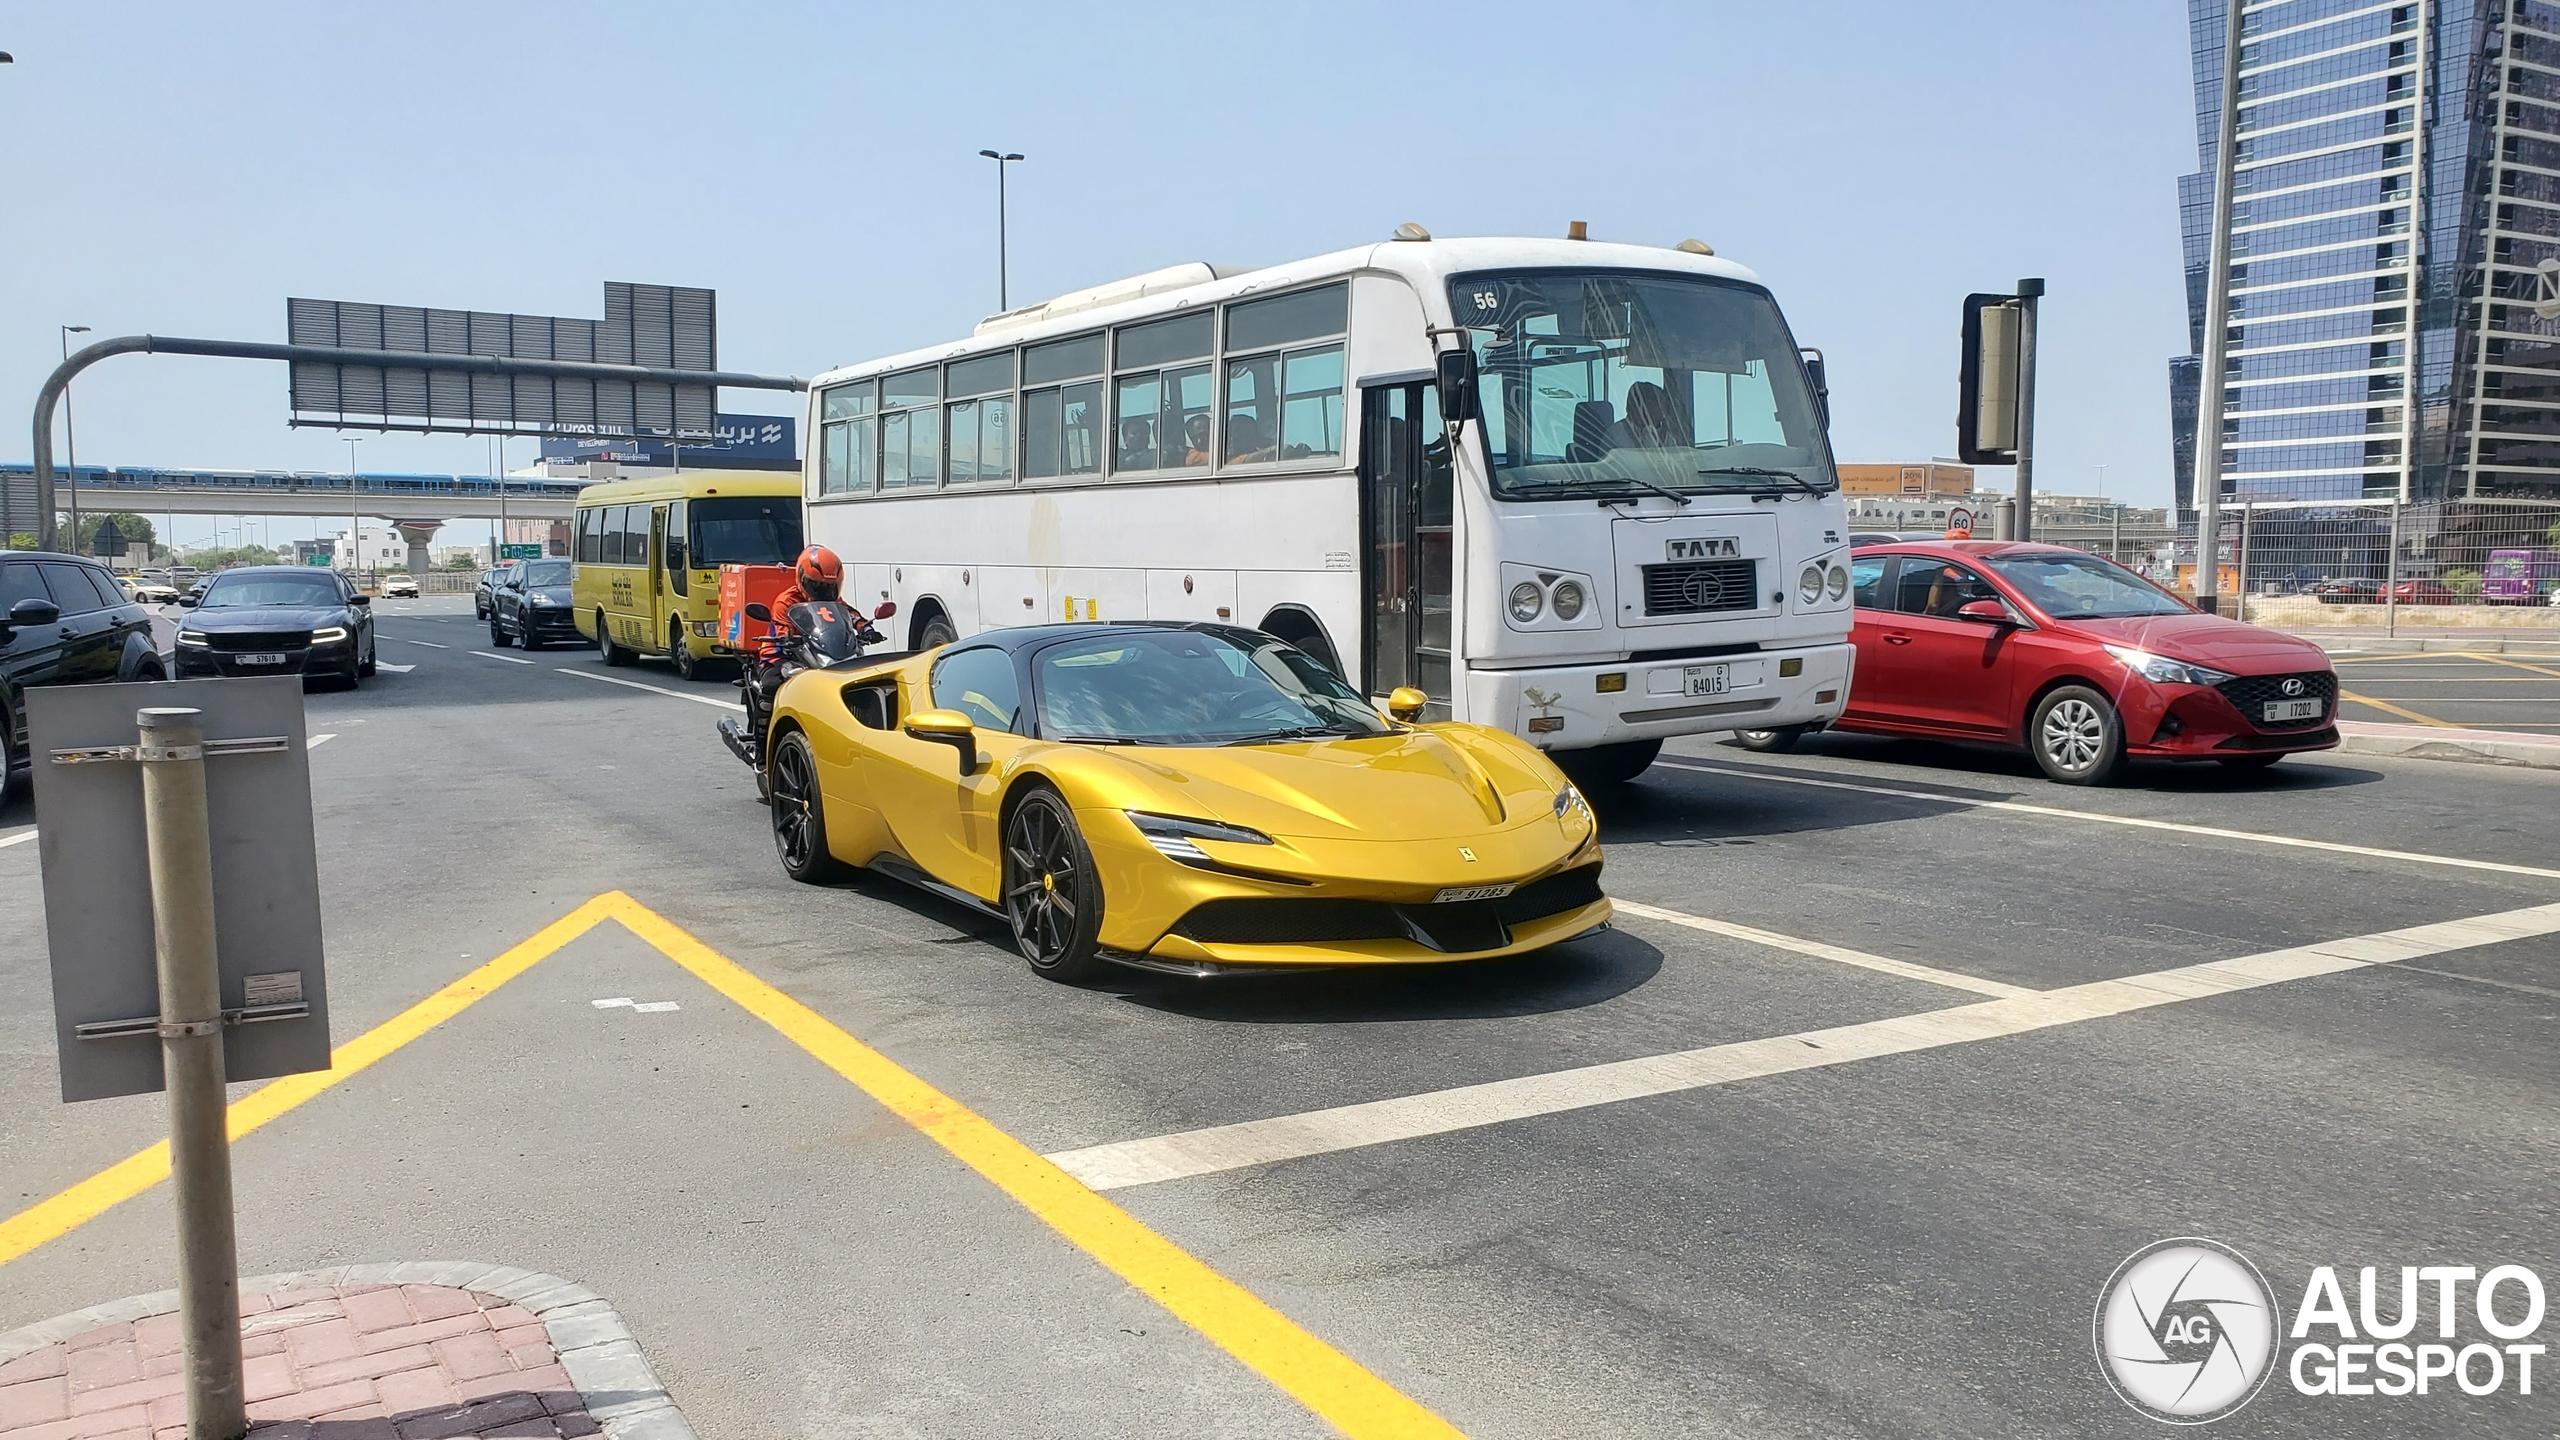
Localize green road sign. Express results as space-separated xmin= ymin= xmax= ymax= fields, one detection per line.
xmin=500 ymin=544 xmax=544 ymax=560
xmin=304 ymin=554 xmax=333 ymax=566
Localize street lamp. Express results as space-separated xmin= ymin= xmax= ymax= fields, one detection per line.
xmin=343 ymin=437 xmax=363 ymax=586
xmin=61 ymin=325 xmax=89 ymax=555
xmin=978 ymin=149 xmax=1025 ymax=311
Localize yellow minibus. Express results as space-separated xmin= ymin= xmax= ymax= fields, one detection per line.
xmin=571 ymin=471 xmax=804 ymax=679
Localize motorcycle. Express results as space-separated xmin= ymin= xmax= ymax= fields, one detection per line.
xmin=718 ymin=598 xmax=897 ymax=795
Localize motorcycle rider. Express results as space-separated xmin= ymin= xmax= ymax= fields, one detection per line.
xmin=738 ymin=546 xmax=878 ymax=770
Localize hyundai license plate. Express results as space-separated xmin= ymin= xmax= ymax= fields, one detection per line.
xmin=2263 ymin=698 xmax=2322 ymax=722
xmin=236 ymin=653 xmax=286 ymax=666
xmin=1684 ymin=663 xmax=1730 ymax=697
xmin=1435 ymin=883 xmax=1517 ymax=904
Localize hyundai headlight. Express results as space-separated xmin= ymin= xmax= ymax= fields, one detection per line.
xmin=309 ymin=626 xmax=349 ymax=645
xmin=1508 ymin=581 xmax=1545 ymax=623
xmin=1128 ymin=811 xmax=1275 ymax=862
xmin=1798 ymin=565 xmax=1825 ymax=605
xmin=1826 ymin=563 xmax=1849 ymax=600
xmin=2102 ymin=644 xmax=2234 ymax=686
xmin=1551 ymin=579 xmax=1586 ymax=621
xmin=176 ymin=631 xmax=209 ymax=649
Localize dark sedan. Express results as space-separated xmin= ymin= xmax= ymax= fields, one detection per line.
xmin=173 ymin=567 xmax=377 ymax=687
xmin=489 ymin=559 xmax=585 ymax=650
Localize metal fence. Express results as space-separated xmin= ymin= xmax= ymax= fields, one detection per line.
xmin=2180 ymin=499 xmax=2560 ymax=635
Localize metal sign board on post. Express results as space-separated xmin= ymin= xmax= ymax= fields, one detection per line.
xmin=29 ymin=677 xmax=332 ymax=1102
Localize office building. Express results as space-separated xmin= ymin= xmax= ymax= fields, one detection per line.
xmin=2171 ymin=0 xmax=2560 ymax=508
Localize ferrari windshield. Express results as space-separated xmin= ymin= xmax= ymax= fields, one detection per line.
xmin=1035 ymin=630 xmax=1392 ymax=745
xmin=1451 ymin=270 xmax=1834 ymax=500
xmin=1983 ymin=552 xmax=2192 ymax=619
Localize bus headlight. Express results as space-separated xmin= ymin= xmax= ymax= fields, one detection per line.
xmin=1508 ymin=582 xmax=1545 ymax=623
xmin=1827 ymin=563 xmax=1850 ymax=600
xmin=1550 ymin=579 xmax=1586 ymax=621
xmin=1798 ymin=565 xmax=1825 ymax=605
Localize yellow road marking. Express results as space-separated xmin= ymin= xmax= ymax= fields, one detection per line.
xmin=2339 ymin=691 xmax=2458 ymax=727
xmin=2467 ymin=652 xmax=2560 ymax=682
xmin=612 ymin=895 xmax=1462 ymax=1440
xmin=0 ymin=892 xmax=1461 ymax=1440
xmin=0 ymin=895 xmax=620 ymax=1267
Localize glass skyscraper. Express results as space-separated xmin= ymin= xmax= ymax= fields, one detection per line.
xmin=2173 ymin=0 xmax=2560 ymax=509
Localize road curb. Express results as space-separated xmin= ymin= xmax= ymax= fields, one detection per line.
xmin=2297 ymin=634 xmax=2560 ymax=655
xmin=2338 ymin=722 xmax=2560 ymax=770
xmin=0 ymin=1260 xmax=696 ymax=1439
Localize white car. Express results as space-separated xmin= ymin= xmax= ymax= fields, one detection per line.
xmin=380 ymin=575 xmax=421 ymax=598
xmin=121 ymin=577 xmax=180 ymax=604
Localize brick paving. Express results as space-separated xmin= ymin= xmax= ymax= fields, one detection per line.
xmin=0 ymin=1283 xmax=597 ymax=1439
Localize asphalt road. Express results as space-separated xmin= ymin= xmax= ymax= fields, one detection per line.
xmin=3 ymin=594 xmax=2555 ymax=1437
xmin=2330 ymin=648 xmax=2560 ymax=732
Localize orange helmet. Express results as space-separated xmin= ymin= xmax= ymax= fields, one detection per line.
xmin=793 ymin=545 xmax=843 ymax=599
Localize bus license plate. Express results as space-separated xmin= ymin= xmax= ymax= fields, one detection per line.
xmin=2263 ymin=698 xmax=2321 ymax=722
xmin=236 ymin=653 xmax=285 ymax=666
xmin=1684 ymin=664 xmax=1730 ymax=697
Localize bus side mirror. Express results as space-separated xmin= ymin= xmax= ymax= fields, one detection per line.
xmin=1800 ymin=347 xmax=1830 ymax=429
xmin=1435 ymin=350 xmax=1480 ymax=423
xmin=1387 ymin=686 xmax=1429 ymax=723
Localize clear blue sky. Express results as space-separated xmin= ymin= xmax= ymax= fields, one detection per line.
xmin=1 ymin=2 xmax=2195 ymax=549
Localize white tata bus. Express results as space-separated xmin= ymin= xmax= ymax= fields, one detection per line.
xmin=801 ymin=232 xmax=1853 ymax=783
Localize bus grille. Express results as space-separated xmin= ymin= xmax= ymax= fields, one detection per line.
xmin=1641 ymin=559 xmax=1758 ymax=617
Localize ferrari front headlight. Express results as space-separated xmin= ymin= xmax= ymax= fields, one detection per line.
xmin=1128 ymin=811 xmax=1275 ymax=861
xmin=1552 ymin=785 xmax=1586 ymax=820
xmin=1508 ymin=582 xmax=1544 ymax=623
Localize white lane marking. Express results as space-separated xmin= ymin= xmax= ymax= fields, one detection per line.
xmin=306 ymin=734 xmax=336 ymax=750
xmin=631 ymin=1001 xmax=681 ymax=1013
xmin=591 ymin=997 xmax=634 ymax=1009
xmin=376 ymin=662 xmax=415 ymax=673
xmin=403 ymin=640 xmax=449 ymax=649
xmin=555 ymin=667 xmax=743 ymax=711
xmin=472 ymin=650 xmax=534 ymax=665
xmin=1656 ymin=759 xmax=2560 ymax=883
xmin=1047 ymin=901 xmax=2560 ymax=1191
xmin=1609 ymin=900 xmax=2033 ymax=999
xmin=0 ymin=829 xmax=33 ymax=850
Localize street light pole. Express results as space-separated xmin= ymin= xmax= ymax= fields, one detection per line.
xmin=61 ymin=325 xmax=90 ymax=555
xmin=343 ymin=437 xmax=363 ymax=587
xmin=978 ymin=150 xmax=1025 ymax=311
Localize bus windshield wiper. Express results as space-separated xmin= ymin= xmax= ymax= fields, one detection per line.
xmin=1699 ymin=466 xmax=1833 ymax=497
xmin=1580 ymin=473 xmax=1693 ymax=507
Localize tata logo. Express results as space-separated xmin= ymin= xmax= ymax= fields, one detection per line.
xmin=2280 ymin=677 xmax=2306 ymax=697
xmin=1667 ymin=537 xmax=1740 ymax=562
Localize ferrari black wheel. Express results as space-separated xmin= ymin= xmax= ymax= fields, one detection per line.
xmin=769 ymin=731 xmax=843 ymax=882
xmin=1003 ymin=786 xmax=1105 ymax=982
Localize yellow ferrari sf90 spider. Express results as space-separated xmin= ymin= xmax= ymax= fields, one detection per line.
xmin=761 ymin=622 xmax=1609 ymax=981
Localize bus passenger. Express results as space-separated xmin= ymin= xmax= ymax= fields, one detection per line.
xmin=1183 ymin=414 xmax=1214 ymax=466
xmin=1117 ymin=417 xmax=1158 ymax=470
xmin=1226 ymin=415 xmax=1276 ymax=465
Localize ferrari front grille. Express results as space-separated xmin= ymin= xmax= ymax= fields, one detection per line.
xmin=1171 ymin=865 xmax=1606 ymax=953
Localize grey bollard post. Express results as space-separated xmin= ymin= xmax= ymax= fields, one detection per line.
xmin=136 ymin=707 xmax=248 ymax=1440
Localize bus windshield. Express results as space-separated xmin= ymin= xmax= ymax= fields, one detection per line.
xmin=690 ymin=497 xmax=803 ymax=566
xmin=1450 ymin=271 xmax=1834 ymax=501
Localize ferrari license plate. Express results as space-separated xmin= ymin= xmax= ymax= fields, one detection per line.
xmin=236 ymin=653 xmax=286 ymax=666
xmin=1684 ymin=664 xmax=1730 ymax=697
xmin=2263 ymin=698 xmax=2322 ymax=723
xmin=1434 ymin=883 xmax=1517 ymax=904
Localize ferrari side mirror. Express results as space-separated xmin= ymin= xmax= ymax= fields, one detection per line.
xmin=903 ymin=708 xmax=978 ymax=774
xmin=1386 ymin=686 xmax=1429 ymax=723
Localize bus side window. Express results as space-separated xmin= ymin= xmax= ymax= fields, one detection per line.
xmin=665 ymin=500 xmax=688 ymax=596
xmin=577 ymin=507 xmax=603 ymax=564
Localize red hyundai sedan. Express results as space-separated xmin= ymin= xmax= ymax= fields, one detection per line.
xmin=1736 ymin=542 xmax=2339 ymax=784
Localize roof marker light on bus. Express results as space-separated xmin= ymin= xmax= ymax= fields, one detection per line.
xmin=1392 ymin=222 xmax=1431 ymax=242
xmin=1677 ymin=239 xmax=1716 ymax=257
xmin=1567 ymin=221 xmax=1589 ymax=241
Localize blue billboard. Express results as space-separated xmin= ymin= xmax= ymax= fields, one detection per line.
xmin=540 ymin=413 xmax=795 ymax=469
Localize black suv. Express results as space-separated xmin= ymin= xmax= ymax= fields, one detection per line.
xmin=475 ymin=561 xmax=520 ymax=620
xmin=489 ymin=558 xmax=585 ymax=650
xmin=2 ymin=552 xmax=168 ymax=794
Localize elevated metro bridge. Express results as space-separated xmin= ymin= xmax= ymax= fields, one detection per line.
xmin=1 ymin=463 xmax=586 ymax=523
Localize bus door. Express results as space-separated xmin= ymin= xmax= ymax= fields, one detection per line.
xmin=1358 ymin=383 xmax=1454 ymax=718
xmin=647 ymin=504 xmax=669 ymax=646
